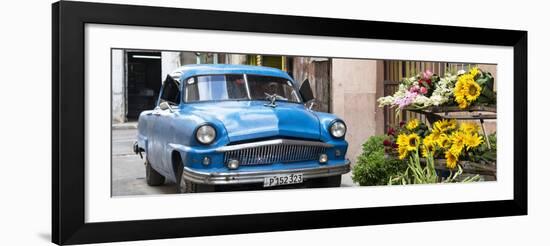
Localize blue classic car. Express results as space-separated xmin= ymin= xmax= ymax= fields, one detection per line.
xmin=134 ymin=64 xmax=350 ymax=193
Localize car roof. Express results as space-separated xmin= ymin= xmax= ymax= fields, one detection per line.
xmin=169 ymin=64 xmax=293 ymax=82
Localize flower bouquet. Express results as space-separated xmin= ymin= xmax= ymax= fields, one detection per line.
xmin=378 ymin=67 xmax=496 ymax=111
xmin=383 ymin=119 xmax=496 ymax=184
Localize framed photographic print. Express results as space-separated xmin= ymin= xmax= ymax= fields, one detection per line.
xmin=52 ymin=1 xmax=527 ymax=245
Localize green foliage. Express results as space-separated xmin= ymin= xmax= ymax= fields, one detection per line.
xmin=467 ymin=133 xmax=497 ymax=164
xmin=352 ymin=135 xmax=407 ymax=186
xmin=389 ymin=149 xmax=480 ymax=185
xmin=475 ymin=71 xmax=497 ymax=105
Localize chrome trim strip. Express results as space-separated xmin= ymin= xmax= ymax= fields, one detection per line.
xmin=183 ymin=160 xmax=351 ymax=185
xmin=216 ymin=139 xmax=333 ymax=152
xmin=243 ymin=73 xmax=252 ymax=99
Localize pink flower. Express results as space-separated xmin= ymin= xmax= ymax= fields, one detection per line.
xmin=420 ymin=87 xmax=428 ymax=94
xmin=394 ymin=91 xmax=418 ymax=108
xmin=383 ymin=139 xmax=392 ymax=146
xmin=422 ymin=69 xmax=433 ymax=80
xmin=409 ymin=85 xmax=420 ymax=93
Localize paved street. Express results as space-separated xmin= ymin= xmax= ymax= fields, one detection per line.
xmin=112 ymin=128 xmax=176 ymax=196
xmin=112 ymin=127 xmax=356 ymax=196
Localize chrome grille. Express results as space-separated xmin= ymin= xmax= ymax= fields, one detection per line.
xmin=219 ymin=139 xmax=331 ymax=166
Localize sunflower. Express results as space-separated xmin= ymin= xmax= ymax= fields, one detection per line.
xmin=405 ymin=133 xmax=420 ymax=151
xmin=445 ymin=150 xmax=459 ymax=169
xmin=421 ymin=134 xmax=437 ymax=157
xmin=449 ymin=143 xmax=463 ymax=156
xmin=398 ymin=145 xmax=408 ymax=160
xmin=421 ymin=145 xmax=434 ymax=158
xmin=454 ymin=75 xmax=469 ymax=99
xmin=464 ymin=133 xmax=483 ymax=150
xmin=469 ymin=67 xmax=480 ymax=77
xmin=423 ymin=134 xmax=436 ymax=148
xmin=433 ymin=119 xmax=457 ymax=133
xmin=460 ymin=122 xmax=480 ymax=134
xmin=454 ymin=73 xmax=480 ymax=108
xmin=457 ymin=97 xmax=469 ymax=109
xmin=396 ymin=133 xmax=410 ymax=159
xmin=463 ymin=80 xmax=481 ymax=102
xmin=406 ymin=119 xmax=420 ymax=131
xmin=450 ymin=131 xmax=466 ymax=150
xmin=396 ymin=133 xmax=420 ymax=159
xmin=436 ymin=133 xmax=451 ymax=148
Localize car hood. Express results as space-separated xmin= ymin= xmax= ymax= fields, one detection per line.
xmin=184 ymin=101 xmax=321 ymax=142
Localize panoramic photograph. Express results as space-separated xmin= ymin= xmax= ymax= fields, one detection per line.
xmin=111 ymin=49 xmax=497 ymax=196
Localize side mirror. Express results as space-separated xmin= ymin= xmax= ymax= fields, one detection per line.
xmin=159 ymin=101 xmax=173 ymax=112
xmin=299 ymin=79 xmax=315 ymax=103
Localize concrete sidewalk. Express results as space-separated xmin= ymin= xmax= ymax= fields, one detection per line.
xmin=112 ymin=121 xmax=138 ymax=130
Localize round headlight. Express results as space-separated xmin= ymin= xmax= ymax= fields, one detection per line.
xmin=330 ymin=121 xmax=346 ymax=138
xmin=196 ymin=125 xmax=216 ymax=144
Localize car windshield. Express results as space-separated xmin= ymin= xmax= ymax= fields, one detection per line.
xmin=184 ymin=74 xmax=301 ymax=103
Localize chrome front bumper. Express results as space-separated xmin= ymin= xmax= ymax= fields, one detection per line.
xmin=183 ymin=160 xmax=351 ymax=185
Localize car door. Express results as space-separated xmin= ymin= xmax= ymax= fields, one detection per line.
xmin=149 ymin=76 xmax=181 ymax=175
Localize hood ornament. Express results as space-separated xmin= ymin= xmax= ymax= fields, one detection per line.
xmin=264 ymin=93 xmax=278 ymax=108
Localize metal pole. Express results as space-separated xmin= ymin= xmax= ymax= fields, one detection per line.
xmin=479 ymin=119 xmax=491 ymax=149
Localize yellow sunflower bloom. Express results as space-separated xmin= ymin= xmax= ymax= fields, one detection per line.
xmin=460 ymin=122 xmax=480 ymax=134
xmin=405 ymin=133 xmax=420 ymax=151
xmin=454 ymin=73 xmax=480 ymax=108
xmin=433 ymin=119 xmax=457 ymax=133
xmin=449 ymin=143 xmax=463 ymax=156
xmin=454 ymin=81 xmax=466 ymax=106
xmin=396 ymin=133 xmax=421 ymax=159
xmin=457 ymin=98 xmax=468 ymax=109
xmin=464 ymin=133 xmax=483 ymax=150
xmin=423 ymin=134 xmax=436 ymax=147
xmin=450 ymin=131 xmax=466 ymax=150
xmin=469 ymin=67 xmax=480 ymax=77
xmin=396 ymin=133 xmax=409 ymax=159
xmin=436 ymin=133 xmax=451 ymax=148
xmin=396 ymin=133 xmax=408 ymax=145
xmin=421 ymin=145 xmax=434 ymax=158
xmin=463 ymin=80 xmax=481 ymax=102
xmin=398 ymin=145 xmax=408 ymax=160
xmin=445 ymin=150 xmax=459 ymax=169
xmin=406 ymin=119 xmax=420 ymax=131
xmin=421 ymin=134 xmax=437 ymax=157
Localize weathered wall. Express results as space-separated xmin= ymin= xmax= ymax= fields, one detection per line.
xmin=111 ymin=49 xmax=125 ymax=123
xmin=292 ymin=57 xmax=331 ymax=112
xmin=226 ymin=54 xmax=247 ymax=65
xmin=160 ymin=51 xmax=182 ymax=82
xmin=331 ymin=59 xmax=385 ymax=164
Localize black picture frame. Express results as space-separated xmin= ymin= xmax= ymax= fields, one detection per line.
xmin=52 ymin=1 xmax=527 ymax=245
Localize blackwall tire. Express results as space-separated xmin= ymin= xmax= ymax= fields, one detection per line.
xmin=176 ymin=166 xmax=216 ymax=193
xmin=145 ymin=158 xmax=165 ymax=186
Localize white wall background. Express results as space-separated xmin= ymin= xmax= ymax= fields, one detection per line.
xmin=0 ymin=0 xmax=547 ymax=245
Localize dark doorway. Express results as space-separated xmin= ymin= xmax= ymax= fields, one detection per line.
xmin=126 ymin=51 xmax=162 ymax=120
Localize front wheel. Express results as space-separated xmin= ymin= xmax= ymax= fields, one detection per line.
xmin=175 ymin=164 xmax=215 ymax=193
xmin=309 ymin=175 xmax=342 ymax=188
xmin=145 ymin=158 xmax=165 ymax=186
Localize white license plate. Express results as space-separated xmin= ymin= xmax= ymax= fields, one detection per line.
xmin=263 ymin=173 xmax=303 ymax=187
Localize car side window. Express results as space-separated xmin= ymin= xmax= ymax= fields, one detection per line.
xmin=159 ymin=75 xmax=180 ymax=106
